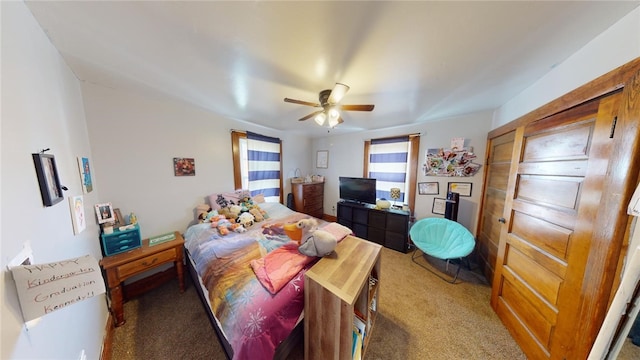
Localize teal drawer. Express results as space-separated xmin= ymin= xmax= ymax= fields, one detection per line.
xmin=101 ymin=224 xmax=141 ymax=256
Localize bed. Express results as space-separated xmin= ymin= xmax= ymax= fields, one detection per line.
xmin=183 ymin=199 xmax=351 ymax=360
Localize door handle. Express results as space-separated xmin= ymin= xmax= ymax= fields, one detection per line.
xmin=498 ymin=218 xmax=506 ymax=224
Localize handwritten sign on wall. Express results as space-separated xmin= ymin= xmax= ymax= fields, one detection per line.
xmin=10 ymin=255 xmax=105 ymax=322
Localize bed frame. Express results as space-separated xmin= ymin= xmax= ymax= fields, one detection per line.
xmin=184 ymin=247 xmax=303 ymax=359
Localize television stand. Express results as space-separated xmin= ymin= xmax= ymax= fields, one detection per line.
xmin=336 ymin=201 xmax=410 ymax=253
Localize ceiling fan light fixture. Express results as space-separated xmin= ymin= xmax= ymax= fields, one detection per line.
xmin=328 ymin=107 xmax=340 ymax=121
xmin=328 ymin=114 xmax=340 ymax=128
xmin=314 ymin=112 xmax=327 ymax=126
xmin=328 ymin=83 xmax=350 ymax=103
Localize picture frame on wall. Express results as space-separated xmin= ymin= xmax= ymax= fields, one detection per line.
xmin=418 ymin=182 xmax=439 ymax=195
xmin=173 ymin=157 xmax=196 ymax=176
xmin=32 ymin=153 xmax=64 ymax=207
xmin=448 ymin=182 xmax=473 ymax=197
xmin=77 ymin=156 xmax=93 ymax=193
xmin=316 ymin=150 xmax=328 ymax=169
xmin=69 ymin=195 xmax=86 ymax=235
xmin=432 ymin=198 xmax=446 ymax=215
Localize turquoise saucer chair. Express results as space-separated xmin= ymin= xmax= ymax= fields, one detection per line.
xmin=409 ymin=217 xmax=476 ymax=284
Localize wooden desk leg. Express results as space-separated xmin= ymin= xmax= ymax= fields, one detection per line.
xmin=111 ymin=284 xmax=126 ymax=327
xmin=176 ymin=260 xmax=185 ymax=293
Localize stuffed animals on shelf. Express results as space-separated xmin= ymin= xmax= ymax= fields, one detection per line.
xmin=294 ymin=218 xmax=337 ymax=257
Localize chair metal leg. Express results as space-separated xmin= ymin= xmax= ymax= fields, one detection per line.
xmin=411 ymin=248 xmax=465 ymax=284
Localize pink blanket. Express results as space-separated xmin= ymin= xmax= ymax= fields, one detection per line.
xmin=250 ymin=222 xmax=353 ymax=294
xmin=250 ymin=242 xmax=315 ymax=294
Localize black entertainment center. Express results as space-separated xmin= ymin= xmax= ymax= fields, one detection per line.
xmin=337 ymin=201 xmax=410 ymax=253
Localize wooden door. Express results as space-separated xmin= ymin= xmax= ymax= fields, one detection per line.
xmin=476 ymin=131 xmax=516 ymax=283
xmin=490 ymin=93 xmax=623 ymax=359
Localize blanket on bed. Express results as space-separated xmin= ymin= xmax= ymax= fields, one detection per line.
xmin=185 ymin=203 xmax=318 ymax=360
xmin=250 ymin=242 xmax=314 ymax=294
xmin=201 ymin=240 xmax=315 ymax=360
xmin=250 ymin=222 xmax=353 ymax=294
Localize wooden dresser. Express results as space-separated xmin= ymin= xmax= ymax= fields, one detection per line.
xmin=291 ymin=181 xmax=324 ymax=218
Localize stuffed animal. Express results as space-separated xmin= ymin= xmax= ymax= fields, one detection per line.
xmin=219 ymin=207 xmax=239 ymax=222
xmin=197 ymin=204 xmax=213 ymax=223
xmin=237 ymin=212 xmax=255 ymax=228
xmin=296 ymin=218 xmax=337 ymax=257
xmin=249 ymin=208 xmax=264 ymax=222
xmin=211 ymin=215 xmax=246 ymax=235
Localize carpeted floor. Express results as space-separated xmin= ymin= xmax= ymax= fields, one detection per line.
xmin=112 ymin=247 xmax=640 ymax=359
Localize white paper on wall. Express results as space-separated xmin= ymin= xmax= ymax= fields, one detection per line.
xmin=629 ymin=182 xmax=640 ymax=217
xmin=9 ymin=254 xmax=105 ymax=322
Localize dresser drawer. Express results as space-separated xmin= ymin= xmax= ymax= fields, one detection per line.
xmin=116 ymin=248 xmax=176 ymax=279
xmin=101 ymin=225 xmax=142 ymax=256
xmin=303 ymin=183 xmax=323 ymax=197
xmin=304 ymin=194 xmax=323 ymax=207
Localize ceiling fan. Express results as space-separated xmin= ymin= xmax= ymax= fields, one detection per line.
xmin=284 ymin=83 xmax=375 ymax=127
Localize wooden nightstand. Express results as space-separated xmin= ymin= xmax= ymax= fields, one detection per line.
xmin=100 ymin=231 xmax=185 ymax=326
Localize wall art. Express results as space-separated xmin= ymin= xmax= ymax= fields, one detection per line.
xmin=77 ymin=157 xmax=93 ymax=193
xmin=448 ymin=182 xmax=473 ymax=197
xmin=418 ymin=182 xmax=439 ymax=195
xmin=174 ymin=157 xmax=195 ymax=176
xmin=69 ymin=195 xmax=86 ymax=235
xmin=32 ymin=153 xmax=64 ymax=207
xmin=423 ymin=148 xmax=481 ymax=177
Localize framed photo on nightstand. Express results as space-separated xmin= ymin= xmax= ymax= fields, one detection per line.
xmin=95 ymin=202 xmax=115 ymax=224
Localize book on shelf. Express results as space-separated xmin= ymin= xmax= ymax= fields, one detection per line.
xmin=354 ymin=314 xmax=366 ymax=341
xmin=352 ymin=325 xmax=363 ymax=360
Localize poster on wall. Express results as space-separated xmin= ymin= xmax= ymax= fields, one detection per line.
xmin=9 ymin=255 xmax=105 ymax=322
xmin=69 ymin=195 xmax=86 ymax=235
xmin=77 ymin=157 xmax=93 ymax=193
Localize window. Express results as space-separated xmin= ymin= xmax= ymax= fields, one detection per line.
xmin=232 ymin=131 xmax=283 ymax=203
xmin=364 ymin=135 xmax=420 ymax=211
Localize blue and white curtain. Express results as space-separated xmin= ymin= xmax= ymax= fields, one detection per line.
xmin=247 ymin=131 xmax=281 ymax=202
xmin=368 ymin=136 xmax=410 ymax=202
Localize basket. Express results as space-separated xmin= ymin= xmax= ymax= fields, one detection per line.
xmin=291 ymin=168 xmax=304 ymax=184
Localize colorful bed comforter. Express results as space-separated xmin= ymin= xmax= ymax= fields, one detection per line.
xmin=183 ymin=202 xmax=322 ymax=360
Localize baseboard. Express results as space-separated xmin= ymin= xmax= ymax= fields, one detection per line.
xmin=322 ymin=214 xmax=337 ymax=222
xmin=101 ymin=313 xmax=114 ymax=360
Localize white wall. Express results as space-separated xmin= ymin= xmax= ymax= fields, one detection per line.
xmin=493 ymin=6 xmax=640 ymax=128
xmin=81 ymin=82 xmax=312 ymax=238
xmin=313 ymin=111 xmax=493 ymax=234
xmin=1 ymin=2 xmax=107 ymax=359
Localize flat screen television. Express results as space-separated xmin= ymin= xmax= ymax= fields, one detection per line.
xmin=339 ymin=177 xmax=377 ymax=205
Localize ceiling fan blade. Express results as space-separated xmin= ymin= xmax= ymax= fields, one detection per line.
xmin=340 ymin=104 xmax=375 ymax=111
xmin=284 ymin=98 xmax=320 ymax=107
xmin=328 ymin=83 xmax=350 ymax=104
xmin=298 ymin=110 xmax=323 ymax=121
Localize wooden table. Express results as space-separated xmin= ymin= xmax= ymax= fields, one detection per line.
xmin=100 ymin=231 xmax=185 ymax=326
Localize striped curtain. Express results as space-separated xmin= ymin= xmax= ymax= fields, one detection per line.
xmin=368 ymin=136 xmax=410 ymax=202
xmin=247 ymin=131 xmax=281 ymax=202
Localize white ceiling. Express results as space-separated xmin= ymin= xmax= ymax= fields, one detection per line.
xmin=25 ymin=1 xmax=640 ymax=137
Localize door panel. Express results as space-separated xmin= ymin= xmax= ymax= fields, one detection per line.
xmin=491 ymin=93 xmax=622 ymax=359
xmin=477 ymin=131 xmax=516 ymax=282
